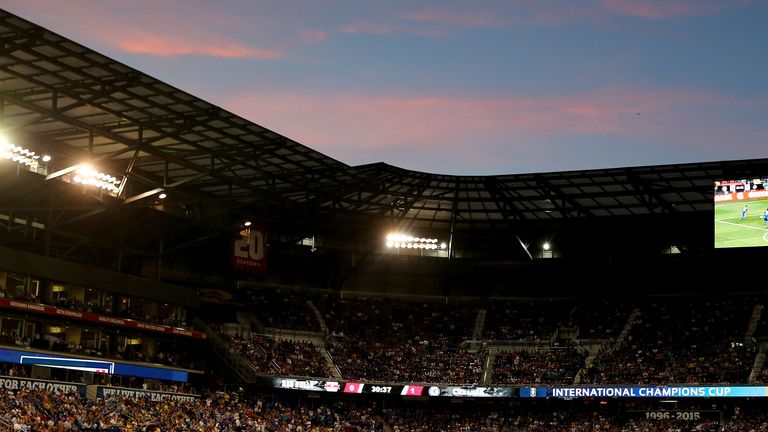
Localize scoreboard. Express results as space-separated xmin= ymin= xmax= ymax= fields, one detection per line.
xmin=273 ymin=378 xmax=515 ymax=398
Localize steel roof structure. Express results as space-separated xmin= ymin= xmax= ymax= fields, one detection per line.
xmin=1 ymin=8 xmax=767 ymax=268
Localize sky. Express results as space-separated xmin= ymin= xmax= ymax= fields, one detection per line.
xmin=2 ymin=0 xmax=767 ymax=175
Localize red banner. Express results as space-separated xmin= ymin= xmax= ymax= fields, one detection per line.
xmin=232 ymin=226 xmax=267 ymax=273
xmin=0 ymin=299 xmax=206 ymax=339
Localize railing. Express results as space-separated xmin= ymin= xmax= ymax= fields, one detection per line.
xmin=197 ymin=320 xmax=260 ymax=383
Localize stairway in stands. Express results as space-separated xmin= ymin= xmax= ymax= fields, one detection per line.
xmin=748 ymin=345 xmax=766 ymax=384
xmin=307 ymin=299 xmax=329 ymax=334
xmin=304 ymin=300 xmax=342 ymax=378
xmin=195 ymin=319 xmax=261 ymax=384
xmin=745 ymin=303 xmax=763 ymax=346
xmin=473 ymin=308 xmax=487 ymax=340
xmin=573 ymin=307 xmax=640 ymax=385
xmin=480 ymin=348 xmax=497 ymax=385
xmin=573 ymin=345 xmax=602 ymax=385
xmin=745 ymin=303 xmax=764 ymax=384
xmin=613 ymin=307 xmax=641 ymax=351
xmin=321 ymin=346 xmax=343 ymax=379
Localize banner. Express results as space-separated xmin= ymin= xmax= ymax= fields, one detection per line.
xmin=0 ymin=299 xmax=206 ymax=340
xmin=0 ymin=375 xmax=86 ymax=396
xmin=433 ymin=386 xmax=515 ymax=398
xmin=273 ymin=378 xmax=340 ymax=392
xmin=95 ymin=385 xmax=199 ymax=402
xmin=714 ymin=190 xmax=768 ymax=202
xmin=535 ymin=386 xmax=768 ymax=398
xmin=232 ymin=227 xmax=267 ymax=274
xmin=271 ymin=378 xmax=768 ymax=399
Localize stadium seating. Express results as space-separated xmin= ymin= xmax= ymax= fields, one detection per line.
xmin=220 ymin=333 xmax=329 ymax=377
xmin=491 ymin=347 xmax=586 ymax=385
xmin=215 ymin=289 xmax=767 ymax=386
xmin=582 ymin=296 xmax=756 ymax=384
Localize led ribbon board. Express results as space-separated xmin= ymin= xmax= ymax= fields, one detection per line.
xmin=523 ymin=386 xmax=768 ymax=398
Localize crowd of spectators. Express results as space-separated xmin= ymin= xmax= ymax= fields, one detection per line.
xmin=329 ymin=339 xmax=485 ymax=383
xmin=222 ymin=334 xmax=329 ymax=377
xmin=0 ymin=288 xmax=190 ymax=330
xmin=582 ymin=296 xmax=756 ymax=384
xmin=114 ymin=343 xmax=197 ymax=370
xmin=561 ymin=298 xmax=633 ymax=340
xmin=491 ymin=347 xmax=586 ymax=385
xmin=318 ymin=295 xmax=484 ymax=383
xmin=316 ymin=295 xmax=477 ymax=342
xmin=216 ymin=290 xmax=768 ymax=385
xmin=482 ymin=299 xmax=570 ymax=342
xmin=247 ymin=289 xmax=322 ymax=332
xmin=754 ymin=365 xmax=768 ymax=384
xmin=377 ymin=405 xmax=768 ymax=432
xmin=0 ymin=388 xmax=383 ymax=431
xmin=482 ymin=298 xmax=633 ymax=342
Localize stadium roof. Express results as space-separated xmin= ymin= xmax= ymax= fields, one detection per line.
xmin=2 ymin=8 xmax=767 ymax=262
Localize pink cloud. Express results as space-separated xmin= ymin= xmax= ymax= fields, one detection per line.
xmin=599 ymin=0 xmax=725 ymax=19
xmin=218 ymin=87 xmax=741 ymax=167
xmin=2 ymin=0 xmax=282 ymax=59
xmin=118 ymin=34 xmax=282 ymax=59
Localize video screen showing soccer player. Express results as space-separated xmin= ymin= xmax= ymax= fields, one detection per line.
xmin=714 ymin=178 xmax=768 ymax=248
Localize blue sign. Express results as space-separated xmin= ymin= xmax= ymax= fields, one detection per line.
xmin=0 ymin=348 xmax=188 ymax=382
xmin=546 ymin=386 xmax=768 ymax=398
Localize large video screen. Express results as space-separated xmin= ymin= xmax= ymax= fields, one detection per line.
xmin=714 ymin=178 xmax=768 ymax=248
xmin=0 ymin=348 xmax=188 ymax=382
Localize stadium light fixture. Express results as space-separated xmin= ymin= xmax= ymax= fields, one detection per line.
xmin=158 ymin=193 xmax=167 ymax=199
xmin=244 ymin=221 xmax=252 ymax=227
xmin=0 ymin=137 xmax=41 ymax=169
xmin=42 ymin=154 xmax=52 ymax=163
xmin=72 ymin=165 xmax=121 ymax=192
xmin=385 ymin=233 xmax=442 ymax=250
xmin=542 ymin=242 xmax=551 ymax=250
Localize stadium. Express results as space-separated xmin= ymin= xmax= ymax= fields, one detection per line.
xmin=1 ymin=7 xmax=768 ymax=432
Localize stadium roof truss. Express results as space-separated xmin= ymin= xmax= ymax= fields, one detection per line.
xmin=1 ymin=8 xmax=767 ymax=263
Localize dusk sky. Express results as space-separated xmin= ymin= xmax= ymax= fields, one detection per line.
xmin=2 ymin=1 xmax=767 ymax=175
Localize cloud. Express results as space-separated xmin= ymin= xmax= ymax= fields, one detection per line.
xmin=338 ymin=7 xmax=512 ymax=37
xmin=3 ymin=0 xmax=283 ymax=59
xmin=598 ymin=0 xmax=726 ymax=19
xmin=118 ymin=34 xmax=282 ymax=59
xmin=216 ymin=86 xmax=765 ymax=173
xmin=335 ymin=0 xmax=728 ymax=41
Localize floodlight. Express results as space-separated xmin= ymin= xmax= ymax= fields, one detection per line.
xmin=385 ymin=231 xmax=445 ymax=251
xmin=543 ymin=242 xmax=551 ymax=250
xmin=158 ymin=193 xmax=167 ymax=199
xmin=42 ymin=154 xmax=52 ymax=162
xmin=0 ymin=138 xmax=40 ymax=169
xmin=244 ymin=221 xmax=252 ymax=227
xmin=72 ymin=165 xmax=121 ymax=192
